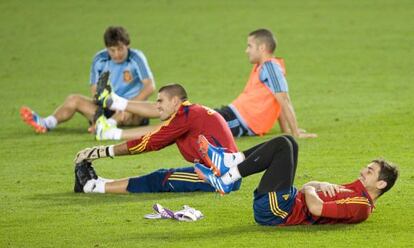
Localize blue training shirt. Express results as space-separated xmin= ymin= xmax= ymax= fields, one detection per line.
xmin=90 ymin=48 xmax=154 ymax=99
xmin=260 ymin=61 xmax=288 ymax=93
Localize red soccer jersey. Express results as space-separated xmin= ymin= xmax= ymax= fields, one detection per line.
xmin=284 ymin=180 xmax=374 ymax=225
xmin=126 ymin=101 xmax=238 ymax=164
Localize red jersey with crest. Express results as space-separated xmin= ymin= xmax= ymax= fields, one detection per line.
xmin=126 ymin=101 xmax=238 ymax=163
xmin=284 ymin=180 xmax=374 ymax=225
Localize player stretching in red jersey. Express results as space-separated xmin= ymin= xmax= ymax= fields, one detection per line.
xmin=196 ymin=135 xmax=399 ymax=226
xmin=73 ymin=83 xmax=241 ymax=194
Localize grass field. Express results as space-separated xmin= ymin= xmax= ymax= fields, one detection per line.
xmin=1 ymin=0 xmax=413 ymax=247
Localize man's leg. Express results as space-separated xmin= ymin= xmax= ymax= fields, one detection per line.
xmin=83 ymin=166 xmax=242 ymax=194
xmin=53 ymin=94 xmax=97 ymax=123
xmin=195 ymin=135 xmax=297 ymax=194
xmin=95 ymin=118 xmax=161 ymax=141
xmin=238 ymin=135 xmax=298 ymax=193
xmin=248 ymin=136 xmax=299 ymax=226
xmin=240 ymin=134 xmax=298 ymax=166
xmin=98 ymin=90 xmax=159 ymax=127
xmin=111 ymin=112 xmax=147 ymax=127
xmin=215 ymin=106 xmax=249 ymax=138
xmin=21 ymin=94 xmax=97 ymax=133
xmin=210 ymin=135 xmax=297 ymax=191
xmin=104 ymin=178 xmax=129 ymax=193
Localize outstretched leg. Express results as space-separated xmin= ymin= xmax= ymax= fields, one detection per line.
xmin=21 ymin=94 xmax=97 ymax=133
xmin=80 ymin=166 xmax=242 ymax=194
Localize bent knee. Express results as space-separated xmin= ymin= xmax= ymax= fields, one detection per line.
xmin=281 ymin=135 xmax=298 ymax=147
xmin=66 ymin=94 xmax=83 ymax=105
xmin=65 ymin=94 xmax=93 ymax=107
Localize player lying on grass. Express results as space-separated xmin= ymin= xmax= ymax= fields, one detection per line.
xmin=195 ymin=135 xmax=399 ymax=226
xmin=73 ymin=83 xmax=242 ymax=193
xmin=20 ymin=26 xmax=155 ymax=134
xmin=93 ymin=28 xmax=317 ymax=140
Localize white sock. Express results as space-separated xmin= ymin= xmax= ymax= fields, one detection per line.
xmin=111 ymin=93 xmax=128 ymax=111
xmin=221 ymin=166 xmax=242 ymax=184
xmin=223 ymin=152 xmax=245 ymax=168
xmin=102 ymin=127 xmax=122 ymax=140
xmin=106 ymin=118 xmax=117 ymax=127
xmin=43 ymin=116 xmax=57 ymax=129
xmin=108 ymin=145 xmax=115 ymax=157
xmin=83 ymin=179 xmax=106 ymax=193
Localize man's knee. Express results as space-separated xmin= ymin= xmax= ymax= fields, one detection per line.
xmin=281 ymin=135 xmax=298 ymax=149
xmin=65 ymin=94 xmax=95 ymax=113
xmin=65 ymin=94 xmax=85 ymax=107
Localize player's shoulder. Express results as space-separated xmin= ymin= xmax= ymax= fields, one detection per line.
xmin=92 ymin=49 xmax=110 ymax=64
xmin=128 ymin=49 xmax=147 ymax=62
xmin=262 ymin=60 xmax=283 ymax=72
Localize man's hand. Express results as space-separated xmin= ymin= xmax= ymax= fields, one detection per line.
xmin=74 ymin=146 xmax=112 ymax=164
xmin=318 ymin=182 xmax=346 ymax=197
xmin=295 ymin=129 xmax=317 ymax=139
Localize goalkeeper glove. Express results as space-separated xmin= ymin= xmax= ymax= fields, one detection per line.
xmin=74 ymin=145 xmax=113 ymax=164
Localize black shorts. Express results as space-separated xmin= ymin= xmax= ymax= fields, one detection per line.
xmin=215 ymin=106 xmax=249 ymax=137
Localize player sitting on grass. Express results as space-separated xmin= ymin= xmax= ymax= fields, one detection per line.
xmin=92 ymin=28 xmax=317 ymax=140
xmin=73 ymin=83 xmax=242 ymax=194
xmin=20 ymin=26 xmax=155 ymax=134
xmin=195 ymin=135 xmax=399 ymax=226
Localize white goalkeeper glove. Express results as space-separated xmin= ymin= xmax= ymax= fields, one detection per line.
xmin=74 ymin=145 xmax=113 ymax=164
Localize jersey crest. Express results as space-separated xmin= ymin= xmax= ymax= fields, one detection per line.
xmin=123 ymin=70 xmax=133 ymax=83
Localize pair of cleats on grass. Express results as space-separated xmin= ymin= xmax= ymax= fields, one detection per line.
xmin=20 ymin=71 xmax=114 ymax=135
xmin=195 ymin=135 xmax=235 ymax=195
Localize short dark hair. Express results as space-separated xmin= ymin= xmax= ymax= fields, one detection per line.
xmin=158 ymin=83 xmax=188 ymax=101
xmin=249 ymin=28 xmax=277 ymax=53
xmin=372 ymin=158 xmax=399 ymax=197
xmin=104 ymin=26 xmax=130 ymax=47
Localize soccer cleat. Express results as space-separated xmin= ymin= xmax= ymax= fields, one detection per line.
xmin=97 ymin=89 xmax=114 ymax=110
xmin=95 ymin=115 xmax=116 ymax=140
xmin=74 ymin=160 xmax=98 ymax=193
xmin=198 ymin=135 xmax=228 ymax=176
xmin=94 ymin=71 xmax=113 ymax=109
xmin=194 ymin=163 xmax=233 ymax=195
xmin=20 ymin=106 xmax=47 ymax=133
xmin=95 ymin=71 xmax=110 ymax=101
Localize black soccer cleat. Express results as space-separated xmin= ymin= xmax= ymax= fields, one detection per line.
xmin=74 ymin=161 xmax=99 ymax=193
xmin=94 ymin=71 xmax=111 ymax=105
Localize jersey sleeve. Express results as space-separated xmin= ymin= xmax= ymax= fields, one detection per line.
xmin=89 ymin=51 xmax=108 ymax=85
xmin=126 ymin=112 xmax=189 ymax=154
xmin=260 ymin=61 xmax=289 ymax=93
xmin=321 ymin=197 xmax=371 ymax=222
xmin=130 ymin=50 xmax=153 ymax=81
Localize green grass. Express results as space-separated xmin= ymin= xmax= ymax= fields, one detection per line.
xmin=1 ymin=0 xmax=414 ymax=247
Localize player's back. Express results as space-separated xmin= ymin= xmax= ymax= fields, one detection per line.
xmin=175 ymin=103 xmax=237 ymax=163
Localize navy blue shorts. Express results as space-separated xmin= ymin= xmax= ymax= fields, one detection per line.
xmin=127 ymin=166 xmax=242 ymax=193
xmin=253 ymin=187 xmax=297 ymax=226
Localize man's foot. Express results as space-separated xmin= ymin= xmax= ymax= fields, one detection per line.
xmin=95 ymin=71 xmax=113 ymax=108
xmin=95 ymin=71 xmax=110 ymax=100
xmin=95 ymin=115 xmax=116 ymax=140
xmin=194 ymin=163 xmax=233 ymax=195
xmin=198 ymin=135 xmax=228 ymax=176
xmin=74 ymin=161 xmax=98 ymax=193
xmin=97 ymin=90 xmax=114 ymax=109
xmin=20 ymin=106 xmax=48 ymax=133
